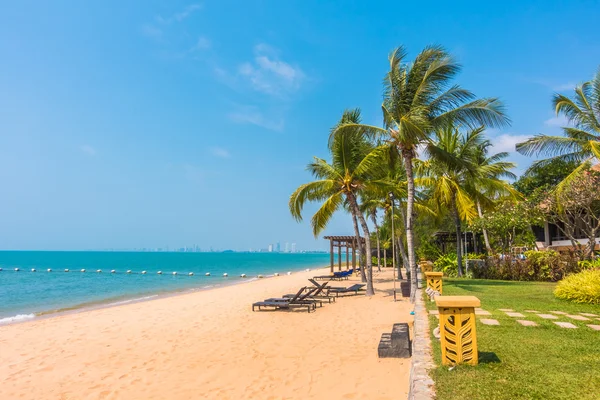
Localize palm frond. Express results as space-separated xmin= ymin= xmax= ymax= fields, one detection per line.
xmin=311 ymin=192 xmax=344 ymax=237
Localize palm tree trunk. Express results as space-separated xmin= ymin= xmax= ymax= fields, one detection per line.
xmin=402 ymin=152 xmax=418 ymax=302
xmin=397 ymin=236 xmax=406 ymax=280
xmin=384 ymin=245 xmax=387 ymax=268
xmin=351 ymin=213 xmax=367 ymax=283
xmin=398 ymin=203 xmax=409 ymax=280
xmin=476 ymin=200 xmax=492 ymax=254
xmin=349 ymin=193 xmax=374 ymax=296
xmin=452 ymin=197 xmax=464 ymax=277
xmin=371 ymin=212 xmax=382 ymax=272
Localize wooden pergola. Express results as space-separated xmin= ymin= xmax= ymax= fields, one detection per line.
xmin=323 ymin=235 xmax=365 ymax=272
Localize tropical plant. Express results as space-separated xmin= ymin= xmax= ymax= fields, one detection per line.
xmin=554 ymin=269 xmax=600 ymax=304
xmin=418 ymin=126 xmax=516 ymax=275
xmin=516 ymin=67 xmax=600 ymax=191
xmin=289 ymin=109 xmax=387 ymax=295
xmin=333 ymin=45 xmax=509 ymax=300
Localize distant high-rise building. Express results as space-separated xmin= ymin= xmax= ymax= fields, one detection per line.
xmin=268 ymin=244 xmax=273 ymax=252
xmin=284 ymin=242 xmax=289 ymax=253
xmin=276 ymin=242 xmax=281 ymax=252
xmin=291 ymin=243 xmax=297 ymax=253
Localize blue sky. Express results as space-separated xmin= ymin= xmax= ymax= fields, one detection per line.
xmin=1 ymin=1 xmax=599 ymax=251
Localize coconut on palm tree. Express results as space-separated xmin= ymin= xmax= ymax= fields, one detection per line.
xmin=333 ymin=45 xmax=510 ymax=300
xmin=289 ymin=110 xmax=388 ymax=296
xmin=516 ymin=67 xmax=600 ymax=189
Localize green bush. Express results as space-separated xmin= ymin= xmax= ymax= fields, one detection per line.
xmin=579 ymin=258 xmax=600 ymax=269
xmin=471 ymin=251 xmax=581 ymax=282
xmin=434 ymin=253 xmax=458 ymax=277
xmin=554 ymin=269 xmax=600 ymax=304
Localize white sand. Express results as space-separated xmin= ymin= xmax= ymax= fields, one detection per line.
xmin=0 ymin=268 xmax=412 ymax=399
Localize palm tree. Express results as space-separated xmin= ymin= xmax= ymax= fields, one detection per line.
xmin=289 ymin=110 xmax=387 ymax=296
xmin=334 ymin=45 xmax=509 ymax=300
xmin=516 ymin=67 xmax=600 ymax=190
xmin=420 ymin=126 xmax=517 ymax=274
xmin=360 ymin=198 xmax=383 ymax=272
xmin=469 ymin=140 xmax=518 ymax=253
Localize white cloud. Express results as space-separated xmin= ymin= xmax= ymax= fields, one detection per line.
xmin=140 ymin=24 xmax=163 ymax=40
xmin=81 ymin=145 xmax=96 ymax=156
xmin=489 ymin=134 xmax=531 ymax=153
xmin=156 ymin=4 xmax=202 ymax=24
xmin=192 ymin=36 xmax=211 ymax=51
xmin=237 ymin=44 xmax=305 ymax=96
xmin=544 ymin=115 xmax=570 ymax=127
xmin=210 ymin=147 xmax=231 ymax=158
xmin=228 ymin=106 xmax=284 ymax=131
xmin=553 ymin=82 xmax=576 ymax=91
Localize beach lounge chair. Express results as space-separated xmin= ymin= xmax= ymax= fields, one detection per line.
xmin=327 ymin=283 xmax=366 ymax=297
xmin=265 ymin=287 xmax=323 ymax=308
xmin=282 ymin=280 xmax=335 ymax=303
xmin=313 ymin=270 xmax=352 ymax=281
xmin=252 ymin=287 xmax=315 ymax=313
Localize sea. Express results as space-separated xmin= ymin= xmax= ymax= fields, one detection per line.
xmin=0 ymin=251 xmax=331 ymax=324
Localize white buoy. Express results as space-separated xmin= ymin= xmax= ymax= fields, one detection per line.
xmin=111 ymin=270 xmax=116 ymax=273
xmin=81 ymin=269 xmax=86 ymax=272
xmin=157 ymin=271 xmax=162 ymax=275
xmin=188 ymin=272 xmax=194 ymax=276
xmin=96 ymin=269 xmax=102 ymax=273
xmin=31 ymin=268 xmax=36 ymax=272
xmin=127 ymin=270 xmax=132 ymax=274
xmin=47 ymin=268 xmax=52 ymax=272
xmin=65 ymin=269 xmax=69 ymax=272
xmin=274 ymin=272 xmax=280 ymax=276
xmin=305 ymin=268 xmax=310 ymax=272
xmin=287 ymin=271 xmax=292 ymax=275
xmin=15 ymin=268 xmax=20 ymax=271
xmin=141 ymin=271 xmax=147 ymax=274
xmin=173 ymin=271 xmax=177 ymax=275
xmin=223 ymin=273 xmax=228 ymax=277
xmin=205 ymin=272 xmax=210 ymax=276
xmin=240 ymin=273 xmax=247 ymax=278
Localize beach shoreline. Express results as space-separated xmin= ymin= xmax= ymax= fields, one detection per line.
xmin=0 ymin=267 xmax=412 ymax=399
xmin=0 ymin=266 xmax=326 ymax=327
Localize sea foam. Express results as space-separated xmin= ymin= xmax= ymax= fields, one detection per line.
xmin=0 ymin=313 xmax=35 ymax=325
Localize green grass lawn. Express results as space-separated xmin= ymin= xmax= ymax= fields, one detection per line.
xmin=425 ymin=278 xmax=600 ymax=400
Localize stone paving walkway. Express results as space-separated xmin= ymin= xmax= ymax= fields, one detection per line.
xmin=429 ymin=306 xmax=600 ymax=331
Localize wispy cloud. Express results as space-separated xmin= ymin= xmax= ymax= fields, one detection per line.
xmin=140 ymin=24 xmax=163 ymax=40
xmin=228 ymin=106 xmax=285 ymax=131
xmin=156 ymin=4 xmax=202 ymax=24
xmin=490 ymin=134 xmax=531 ymax=153
xmin=552 ymin=82 xmax=576 ymax=91
xmin=544 ymin=115 xmax=570 ymax=128
xmin=191 ymin=36 xmax=211 ymax=51
xmin=238 ymin=44 xmax=305 ymax=97
xmin=183 ymin=164 xmax=204 ymax=185
xmin=81 ymin=145 xmax=96 ymax=156
xmin=210 ymin=146 xmax=231 ymax=158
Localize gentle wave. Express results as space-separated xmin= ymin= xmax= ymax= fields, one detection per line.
xmin=0 ymin=313 xmax=36 ymax=325
xmin=104 ymin=295 xmax=159 ymax=307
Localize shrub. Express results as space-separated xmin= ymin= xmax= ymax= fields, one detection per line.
xmin=554 ymin=269 xmax=600 ymax=304
xmin=434 ymin=253 xmax=458 ymax=277
xmin=470 ymin=251 xmax=581 ymax=282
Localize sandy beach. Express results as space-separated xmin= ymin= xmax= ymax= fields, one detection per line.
xmin=0 ymin=267 xmax=412 ymax=400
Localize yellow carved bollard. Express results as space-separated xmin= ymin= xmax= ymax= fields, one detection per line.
xmin=424 ymin=271 xmax=443 ymax=294
xmin=435 ymin=296 xmax=480 ymax=366
xmin=420 ymin=260 xmax=434 ymax=273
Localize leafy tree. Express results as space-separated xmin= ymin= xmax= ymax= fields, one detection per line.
xmin=516 ymin=67 xmax=600 ymax=191
xmin=289 ymin=110 xmax=387 ymax=295
xmin=513 ymin=158 xmax=578 ymax=196
xmin=334 ymin=45 xmax=509 ymax=300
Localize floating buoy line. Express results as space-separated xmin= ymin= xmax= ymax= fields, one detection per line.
xmin=0 ymin=268 xmax=290 ymax=279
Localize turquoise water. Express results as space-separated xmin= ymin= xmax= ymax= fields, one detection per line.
xmin=0 ymin=251 xmax=331 ymax=323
